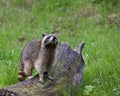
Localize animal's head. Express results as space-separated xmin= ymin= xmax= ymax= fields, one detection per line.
xmin=41 ymin=34 xmax=58 ymax=47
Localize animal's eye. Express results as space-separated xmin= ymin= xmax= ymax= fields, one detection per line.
xmin=46 ymin=36 xmax=51 ymax=40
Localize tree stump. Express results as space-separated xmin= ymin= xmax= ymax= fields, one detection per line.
xmin=0 ymin=42 xmax=85 ymax=96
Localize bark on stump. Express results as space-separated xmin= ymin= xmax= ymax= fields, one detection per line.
xmin=0 ymin=42 xmax=85 ymax=96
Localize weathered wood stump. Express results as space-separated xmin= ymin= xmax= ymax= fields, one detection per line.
xmin=0 ymin=42 xmax=85 ymax=96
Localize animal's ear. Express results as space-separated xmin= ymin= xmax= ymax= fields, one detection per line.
xmin=42 ymin=34 xmax=46 ymax=37
xmin=54 ymin=33 xmax=59 ymax=38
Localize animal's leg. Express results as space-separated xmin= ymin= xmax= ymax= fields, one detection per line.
xmin=39 ymin=72 xmax=45 ymax=84
xmin=35 ymin=64 xmax=45 ymax=84
xmin=44 ymin=72 xmax=54 ymax=81
xmin=24 ymin=67 xmax=32 ymax=78
xmin=24 ymin=61 xmax=33 ymax=79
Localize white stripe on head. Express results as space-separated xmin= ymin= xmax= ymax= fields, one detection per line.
xmin=49 ymin=36 xmax=53 ymax=41
xmin=42 ymin=35 xmax=49 ymax=43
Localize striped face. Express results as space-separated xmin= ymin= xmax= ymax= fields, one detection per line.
xmin=41 ymin=34 xmax=58 ymax=46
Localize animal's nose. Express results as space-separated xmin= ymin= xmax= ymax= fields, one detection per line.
xmin=53 ymin=37 xmax=56 ymax=41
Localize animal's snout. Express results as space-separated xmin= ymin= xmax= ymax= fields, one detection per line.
xmin=53 ymin=37 xmax=56 ymax=41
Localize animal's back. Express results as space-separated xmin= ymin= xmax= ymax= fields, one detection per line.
xmin=21 ymin=39 xmax=41 ymax=63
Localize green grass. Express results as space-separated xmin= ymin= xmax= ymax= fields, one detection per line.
xmin=0 ymin=0 xmax=120 ymax=95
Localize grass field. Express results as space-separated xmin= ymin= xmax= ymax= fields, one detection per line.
xmin=0 ymin=0 xmax=120 ymax=96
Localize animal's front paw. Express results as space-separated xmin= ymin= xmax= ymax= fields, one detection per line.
xmin=39 ymin=78 xmax=45 ymax=84
xmin=39 ymin=80 xmax=45 ymax=84
xmin=47 ymin=76 xmax=54 ymax=81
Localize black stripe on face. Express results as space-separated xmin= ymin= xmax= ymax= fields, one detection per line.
xmin=53 ymin=37 xmax=57 ymax=41
xmin=46 ymin=36 xmax=51 ymax=40
xmin=44 ymin=36 xmax=51 ymax=44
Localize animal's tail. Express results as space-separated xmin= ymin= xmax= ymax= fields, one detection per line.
xmin=18 ymin=62 xmax=26 ymax=81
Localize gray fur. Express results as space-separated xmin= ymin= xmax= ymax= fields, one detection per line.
xmin=18 ymin=34 xmax=58 ymax=83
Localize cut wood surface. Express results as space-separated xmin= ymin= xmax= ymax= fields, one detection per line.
xmin=0 ymin=42 xmax=85 ymax=96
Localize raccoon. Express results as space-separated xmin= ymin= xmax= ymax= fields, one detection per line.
xmin=18 ymin=34 xmax=58 ymax=84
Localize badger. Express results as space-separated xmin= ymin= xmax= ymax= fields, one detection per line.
xmin=18 ymin=34 xmax=58 ymax=84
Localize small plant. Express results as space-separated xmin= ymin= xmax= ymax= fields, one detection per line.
xmin=113 ymin=85 xmax=120 ymax=96
xmin=84 ymin=85 xmax=95 ymax=95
